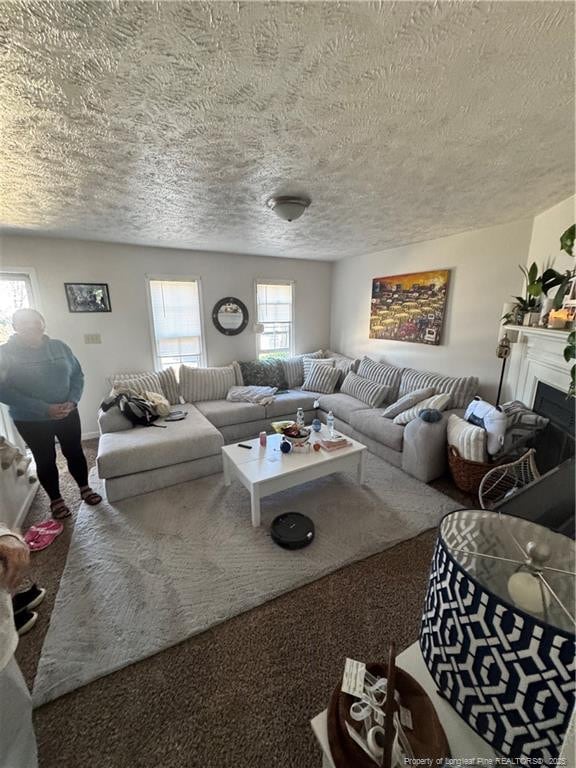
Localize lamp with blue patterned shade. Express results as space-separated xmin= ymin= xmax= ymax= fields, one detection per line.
xmin=420 ymin=509 xmax=575 ymax=761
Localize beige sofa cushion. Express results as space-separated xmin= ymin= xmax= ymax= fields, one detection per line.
xmin=195 ymin=400 xmax=266 ymax=428
xmin=97 ymin=404 xmax=223 ymax=479
xmin=317 ymin=393 xmax=370 ymax=423
xmin=349 ymin=409 xmax=405 ymax=452
xmin=265 ymin=389 xmax=320 ymax=418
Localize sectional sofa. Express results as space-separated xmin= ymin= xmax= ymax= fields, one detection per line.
xmin=97 ymin=352 xmax=478 ymax=502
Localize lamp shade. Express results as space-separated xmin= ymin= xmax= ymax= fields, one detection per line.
xmin=420 ymin=510 xmax=575 ymax=760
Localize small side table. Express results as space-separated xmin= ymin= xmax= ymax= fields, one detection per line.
xmin=311 ymin=641 xmax=498 ymax=767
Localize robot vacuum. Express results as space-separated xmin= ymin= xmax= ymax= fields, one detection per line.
xmin=271 ymin=512 xmax=315 ymax=550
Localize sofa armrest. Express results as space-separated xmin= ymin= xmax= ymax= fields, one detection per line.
xmin=402 ymin=413 xmax=448 ymax=483
xmin=98 ymin=407 xmax=133 ymax=435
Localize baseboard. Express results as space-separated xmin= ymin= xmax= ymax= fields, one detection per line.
xmin=13 ymin=482 xmax=39 ymax=529
xmin=82 ymin=431 xmax=100 ymax=441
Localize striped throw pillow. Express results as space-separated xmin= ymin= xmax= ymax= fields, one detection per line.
xmin=447 ymin=414 xmax=487 ymax=463
xmin=110 ymin=372 xmax=164 ymax=399
xmin=179 ymin=364 xmax=237 ymax=402
xmin=281 ymin=357 xmax=305 ymax=388
xmin=393 ymin=393 xmax=451 ymax=425
xmin=398 ymin=369 xmax=478 ymax=409
xmin=157 ymin=367 xmax=180 ymax=405
xmin=340 ymin=372 xmax=391 ymax=408
xmin=302 ymin=357 xmax=335 ymax=378
xmin=381 ymin=387 xmax=436 ymax=419
xmin=357 ymin=357 xmax=403 ymax=401
xmin=302 ymin=362 xmax=340 ymax=394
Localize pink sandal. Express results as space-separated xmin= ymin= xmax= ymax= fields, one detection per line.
xmin=24 ymin=519 xmax=64 ymax=552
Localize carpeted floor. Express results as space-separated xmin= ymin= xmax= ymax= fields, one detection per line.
xmin=15 ymin=439 xmax=473 ymax=768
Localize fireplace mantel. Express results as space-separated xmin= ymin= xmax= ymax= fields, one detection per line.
xmin=503 ymin=324 xmax=572 ymax=406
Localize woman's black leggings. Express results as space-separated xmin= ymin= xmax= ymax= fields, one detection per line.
xmin=14 ymin=409 xmax=89 ymax=502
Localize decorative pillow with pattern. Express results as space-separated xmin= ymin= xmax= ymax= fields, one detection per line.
xmin=109 ymin=369 xmax=180 ymax=405
xmin=281 ymin=356 xmax=305 ymax=388
xmin=110 ymin=372 xmax=164 ymax=399
xmin=302 ymin=357 xmax=335 ymax=378
xmin=381 ymin=387 xmax=436 ymax=419
xmin=447 ymin=414 xmax=487 ymax=463
xmin=302 ymin=362 xmax=340 ymax=394
xmin=180 ymin=364 xmax=237 ymax=402
xmin=497 ymin=400 xmax=549 ymax=458
xmin=340 ymin=371 xmax=391 ymax=408
xmin=323 ymin=350 xmax=361 ymax=386
xmin=356 ymin=357 xmax=403 ymax=402
xmin=398 ymin=368 xmax=478 ymax=410
xmin=239 ymin=358 xmax=288 ymax=390
xmin=393 ymin=393 xmax=451 ymax=425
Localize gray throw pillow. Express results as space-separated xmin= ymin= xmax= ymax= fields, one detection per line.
xmin=381 ymin=387 xmax=436 ymax=419
xmin=340 ymin=372 xmax=391 ymax=408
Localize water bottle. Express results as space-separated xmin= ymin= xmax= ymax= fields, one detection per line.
xmin=326 ymin=410 xmax=335 ymax=438
xmin=296 ymin=407 xmax=305 ymax=430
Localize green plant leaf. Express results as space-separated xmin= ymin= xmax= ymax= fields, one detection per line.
xmin=528 ymin=262 xmax=538 ymax=284
xmin=541 ymin=268 xmax=564 ymax=295
xmin=553 ymin=278 xmax=571 ymax=310
xmin=560 ymin=224 xmax=575 ymax=257
xmin=564 ymin=346 xmax=575 ymax=362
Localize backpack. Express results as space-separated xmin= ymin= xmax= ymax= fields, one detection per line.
xmin=117 ymin=394 xmax=165 ymax=428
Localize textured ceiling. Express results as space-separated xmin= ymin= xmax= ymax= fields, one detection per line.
xmin=0 ymin=1 xmax=574 ymax=261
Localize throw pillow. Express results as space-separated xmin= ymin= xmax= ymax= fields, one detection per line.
xmin=239 ymin=358 xmax=288 ymax=390
xmin=157 ymin=367 xmax=180 ymax=405
xmin=447 ymin=413 xmax=487 ymax=463
xmin=302 ymin=357 xmax=335 ymax=378
xmin=356 ymin=357 xmax=403 ymax=401
xmin=398 ymin=369 xmax=479 ymax=410
xmin=110 ymin=371 xmax=164 ymax=399
xmin=381 ymin=387 xmax=436 ymax=419
xmin=340 ymin=371 xmax=391 ymax=408
xmin=109 ymin=369 xmax=180 ymax=405
xmin=281 ymin=356 xmax=305 ymax=388
xmin=393 ymin=393 xmax=451 ymax=425
xmin=302 ymin=362 xmax=340 ymax=394
xmin=179 ymin=364 xmax=237 ymax=402
xmin=497 ymin=400 xmax=549 ymax=458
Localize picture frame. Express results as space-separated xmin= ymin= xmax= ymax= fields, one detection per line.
xmin=369 ymin=269 xmax=450 ymax=345
xmin=65 ymin=283 xmax=111 ymax=313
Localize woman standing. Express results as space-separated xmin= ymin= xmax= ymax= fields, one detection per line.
xmin=0 ymin=309 xmax=101 ymax=519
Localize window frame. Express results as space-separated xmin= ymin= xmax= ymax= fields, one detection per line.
xmin=254 ymin=278 xmax=295 ymax=359
xmin=145 ymin=274 xmax=207 ymax=371
xmin=0 ymin=266 xmax=41 ymax=312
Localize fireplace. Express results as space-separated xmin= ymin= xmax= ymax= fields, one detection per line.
xmin=532 ymin=381 xmax=575 ymax=474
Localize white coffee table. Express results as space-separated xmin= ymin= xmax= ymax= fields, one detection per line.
xmin=221 ymin=425 xmax=367 ymax=527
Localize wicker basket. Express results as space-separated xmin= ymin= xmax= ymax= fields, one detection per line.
xmin=447 ymin=446 xmax=496 ymax=495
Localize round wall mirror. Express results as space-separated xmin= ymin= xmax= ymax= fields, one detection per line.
xmin=212 ymin=297 xmax=249 ymax=336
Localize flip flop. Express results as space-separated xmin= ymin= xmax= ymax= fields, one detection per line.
xmin=24 ymin=519 xmax=64 ymax=552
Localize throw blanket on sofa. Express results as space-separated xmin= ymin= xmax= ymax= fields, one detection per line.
xmin=226 ymin=385 xmax=277 ymax=405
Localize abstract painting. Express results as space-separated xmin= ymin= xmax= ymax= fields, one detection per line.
xmin=369 ymin=270 xmax=450 ymax=345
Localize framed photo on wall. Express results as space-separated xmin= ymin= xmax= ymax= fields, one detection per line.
xmin=369 ymin=269 xmax=450 ymax=345
xmin=65 ymin=283 xmax=111 ymax=313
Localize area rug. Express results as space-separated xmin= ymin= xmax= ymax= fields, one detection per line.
xmin=33 ymin=453 xmax=459 ymax=706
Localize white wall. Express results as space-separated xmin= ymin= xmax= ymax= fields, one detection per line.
xmin=527 ymin=194 xmax=575 ymax=273
xmin=0 ymin=236 xmax=332 ymax=435
xmin=330 ymin=218 xmax=534 ymax=403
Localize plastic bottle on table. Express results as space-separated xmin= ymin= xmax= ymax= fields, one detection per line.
xmin=296 ymin=407 xmax=305 ymax=430
xmin=326 ymin=410 xmax=335 ymax=438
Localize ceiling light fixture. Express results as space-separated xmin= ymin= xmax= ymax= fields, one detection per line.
xmin=266 ymin=195 xmax=311 ymax=222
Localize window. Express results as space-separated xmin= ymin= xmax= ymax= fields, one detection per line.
xmin=0 ymin=272 xmax=34 ymax=344
xmin=255 ymin=280 xmax=294 ymax=359
xmin=148 ymin=278 xmax=205 ymax=370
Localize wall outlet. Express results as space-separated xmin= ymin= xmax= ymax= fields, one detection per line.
xmin=84 ymin=334 xmax=102 ymax=345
